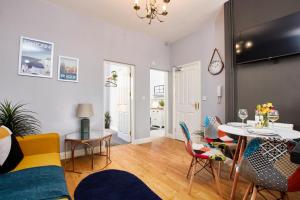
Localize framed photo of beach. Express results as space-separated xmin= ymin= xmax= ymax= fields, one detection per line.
xmin=18 ymin=36 xmax=54 ymax=78
xmin=58 ymin=56 xmax=79 ymax=82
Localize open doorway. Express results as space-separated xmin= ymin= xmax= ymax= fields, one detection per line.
xmin=104 ymin=61 xmax=134 ymax=145
xmin=150 ymin=69 xmax=168 ymax=138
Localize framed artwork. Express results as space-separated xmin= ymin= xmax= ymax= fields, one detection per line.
xmin=58 ymin=56 xmax=79 ymax=82
xmin=18 ymin=36 xmax=54 ymax=78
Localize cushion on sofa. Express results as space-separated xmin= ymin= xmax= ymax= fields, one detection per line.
xmin=0 ymin=126 xmax=24 ymax=173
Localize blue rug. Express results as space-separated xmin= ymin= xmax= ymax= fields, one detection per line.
xmin=74 ymin=169 xmax=161 ymax=200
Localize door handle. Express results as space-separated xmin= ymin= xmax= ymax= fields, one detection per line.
xmin=197 ymin=102 xmax=200 ymax=110
xmin=194 ymin=102 xmax=197 ymax=110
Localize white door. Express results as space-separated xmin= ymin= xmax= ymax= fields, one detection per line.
xmin=173 ymin=62 xmax=201 ymax=141
xmin=116 ymin=66 xmax=131 ymax=142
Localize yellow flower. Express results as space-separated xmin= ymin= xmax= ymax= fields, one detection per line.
xmin=267 ymin=102 xmax=273 ymax=108
xmin=262 ymin=104 xmax=267 ymax=108
xmin=256 ymin=105 xmax=261 ymax=110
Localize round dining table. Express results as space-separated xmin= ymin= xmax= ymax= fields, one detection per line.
xmin=218 ymin=124 xmax=300 ymax=200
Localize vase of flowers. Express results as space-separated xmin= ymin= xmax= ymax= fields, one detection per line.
xmin=255 ymin=102 xmax=274 ymax=128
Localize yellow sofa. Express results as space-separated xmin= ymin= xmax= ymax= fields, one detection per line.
xmin=14 ymin=133 xmax=62 ymax=172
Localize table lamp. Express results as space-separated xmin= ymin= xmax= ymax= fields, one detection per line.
xmin=76 ymin=104 xmax=94 ymax=138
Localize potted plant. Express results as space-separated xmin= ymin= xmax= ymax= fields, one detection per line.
xmin=111 ymin=71 xmax=118 ymax=82
xmin=159 ymin=100 xmax=165 ymax=108
xmin=105 ymin=112 xmax=111 ymax=129
xmin=0 ymin=100 xmax=40 ymax=136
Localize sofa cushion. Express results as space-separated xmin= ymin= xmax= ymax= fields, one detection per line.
xmin=0 ymin=126 xmax=24 ymax=173
xmin=12 ymin=153 xmax=61 ymax=172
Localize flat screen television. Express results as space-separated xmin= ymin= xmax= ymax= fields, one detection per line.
xmin=236 ymin=11 xmax=300 ymax=64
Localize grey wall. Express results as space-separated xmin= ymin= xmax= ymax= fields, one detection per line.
xmin=0 ymin=0 xmax=170 ymax=149
xmin=170 ymin=7 xmax=226 ymax=123
xmin=225 ymin=0 xmax=300 ymax=129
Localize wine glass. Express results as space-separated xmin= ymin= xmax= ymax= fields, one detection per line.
xmin=238 ymin=109 xmax=248 ymax=128
xmin=268 ymin=110 xmax=279 ymax=128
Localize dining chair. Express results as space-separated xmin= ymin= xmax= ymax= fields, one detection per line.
xmin=179 ymin=121 xmax=225 ymax=195
xmin=203 ymin=116 xmax=238 ymax=176
xmin=239 ymin=137 xmax=300 ymax=200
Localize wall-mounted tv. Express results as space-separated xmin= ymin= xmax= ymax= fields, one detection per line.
xmin=236 ymin=11 xmax=300 ymax=64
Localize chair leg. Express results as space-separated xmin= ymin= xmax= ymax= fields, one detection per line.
xmin=281 ymin=192 xmax=289 ymax=200
xmin=250 ymin=186 xmax=258 ymax=200
xmin=188 ymin=158 xmax=197 ymax=194
xmin=210 ymin=160 xmax=222 ymax=197
xmin=218 ymin=161 xmax=221 ymax=178
xmin=230 ymin=136 xmax=242 ymax=179
xmin=187 ymin=157 xmax=195 ymax=179
xmin=243 ymin=183 xmax=253 ymax=200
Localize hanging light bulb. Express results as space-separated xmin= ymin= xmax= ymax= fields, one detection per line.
xmin=162 ymin=4 xmax=168 ymax=16
xmin=133 ymin=0 xmax=140 ymax=10
xmin=133 ymin=0 xmax=171 ymax=24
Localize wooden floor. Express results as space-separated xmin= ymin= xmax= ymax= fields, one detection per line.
xmin=64 ymin=137 xmax=300 ymax=200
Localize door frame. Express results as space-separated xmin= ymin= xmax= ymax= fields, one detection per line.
xmin=149 ymin=68 xmax=169 ymax=137
xmin=103 ymin=60 xmax=135 ymax=143
xmin=172 ymin=61 xmax=201 ymax=140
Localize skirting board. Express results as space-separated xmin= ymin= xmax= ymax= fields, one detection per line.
xmin=60 ymin=146 xmax=101 ymax=160
xmin=132 ymin=137 xmax=153 ymax=144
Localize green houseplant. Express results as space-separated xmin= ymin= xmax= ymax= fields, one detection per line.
xmin=105 ymin=112 xmax=111 ymax=129
xmin=159 ymin=100 xmax=165 ymax=108
xmin=0 ymin=100 xmax=41 ymax=136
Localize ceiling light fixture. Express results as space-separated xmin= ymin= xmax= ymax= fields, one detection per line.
xmin=133 ymin=0 xmax=171 ymax=25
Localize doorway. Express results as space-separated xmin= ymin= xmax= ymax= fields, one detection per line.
xmin=104 ymin=61 xmax=134 ymax=144
xmin=173 ymin=62 xmax=201 ymax=141
xmin=150 ymin=69 xmax=169 ymax=138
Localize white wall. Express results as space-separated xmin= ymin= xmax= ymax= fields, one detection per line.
xmin=0 ymin=0 xmax=170 ymax=150
xmin=170 ymin=7 xmax=225 ymax=123
xmin=150 ymin=69 xmax=165 ymax=98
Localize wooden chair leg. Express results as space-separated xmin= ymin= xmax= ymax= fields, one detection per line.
xmin=218 ymin=161 xmax=221 ymax=178
xmin=250 ymin=186 xmax=257 ymax=200
xmin=230 ymin=136 xmax=242 ymax=179
xmin=230 ymin=137 xmax=247 ymax=200
xmin=187 ymin=157 xmax=195 ymax=179
xmin=243 ymin=183 xmax=253 ymax=200
xmin=210 ymin=160 xmax=222 ymax=197
xmin=188 ymin=158 xmax=197 ymax=194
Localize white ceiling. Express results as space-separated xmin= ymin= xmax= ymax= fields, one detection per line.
xmin=46 ymin=0 xmax=227 ymax=43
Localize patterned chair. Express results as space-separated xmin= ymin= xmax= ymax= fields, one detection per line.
xmin=179 ymin=121 xmax=225 ymax=195
xmin=203 ymin=116 xmax=238 ymax=177
xmin=239 ymin=138 xmax=300 ymax=199
xmin=203 ymin=116 xmax=237 ymax=154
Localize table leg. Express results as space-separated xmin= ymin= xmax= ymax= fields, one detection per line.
xmin=64 ymin=141 xmax=67 ymax=165
xmin=230 ymin=136 xmax=242 ymax=179
xmin=106 ymin=140 xmax=109 ymax=165
xmin=71 ymin=144 xmax=75 ymax=172
xmin=99 ymin=140 xmax=102 ymax=156
xmin=230 ymin=136 xmax=247 ymax=200
xmin=91 ymin=146 xmax=94 ymax=170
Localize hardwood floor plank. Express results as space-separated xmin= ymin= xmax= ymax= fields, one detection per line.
xmin=64 ymin=137 xmax=300 ymax=200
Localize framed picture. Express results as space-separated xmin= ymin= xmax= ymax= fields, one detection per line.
xmin=18 ymin=36 xmax=54 ymax=78
xmin=58 ymin=56 xmax=79 ymax=82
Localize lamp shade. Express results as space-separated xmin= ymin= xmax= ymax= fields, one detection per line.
xmin=76 ymin=104 xmax=94 ymax=118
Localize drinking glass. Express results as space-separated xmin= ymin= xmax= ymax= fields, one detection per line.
xmin=238 ymin=109 xmax=248 ymax=128
xmin=268 ymin=110 xmax=279 ymax=128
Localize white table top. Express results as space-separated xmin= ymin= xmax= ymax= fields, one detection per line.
xmin=218 ymin=124 xmax=300 ymax=140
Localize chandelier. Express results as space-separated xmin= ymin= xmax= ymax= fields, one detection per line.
xmin=133 ymin=0 xmax=171 ymax=24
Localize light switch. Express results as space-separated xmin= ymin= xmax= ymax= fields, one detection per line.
xmin=202 ymin=96 xmax=207 ymax=101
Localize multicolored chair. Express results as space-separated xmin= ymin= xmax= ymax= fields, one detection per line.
xmin=203 ymin=116 xmax=237 ymax=153
xmin=239 ymin=138 xmax=300 ymax=199
xmin=179 ymin=121 xmax=225 ymax=195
